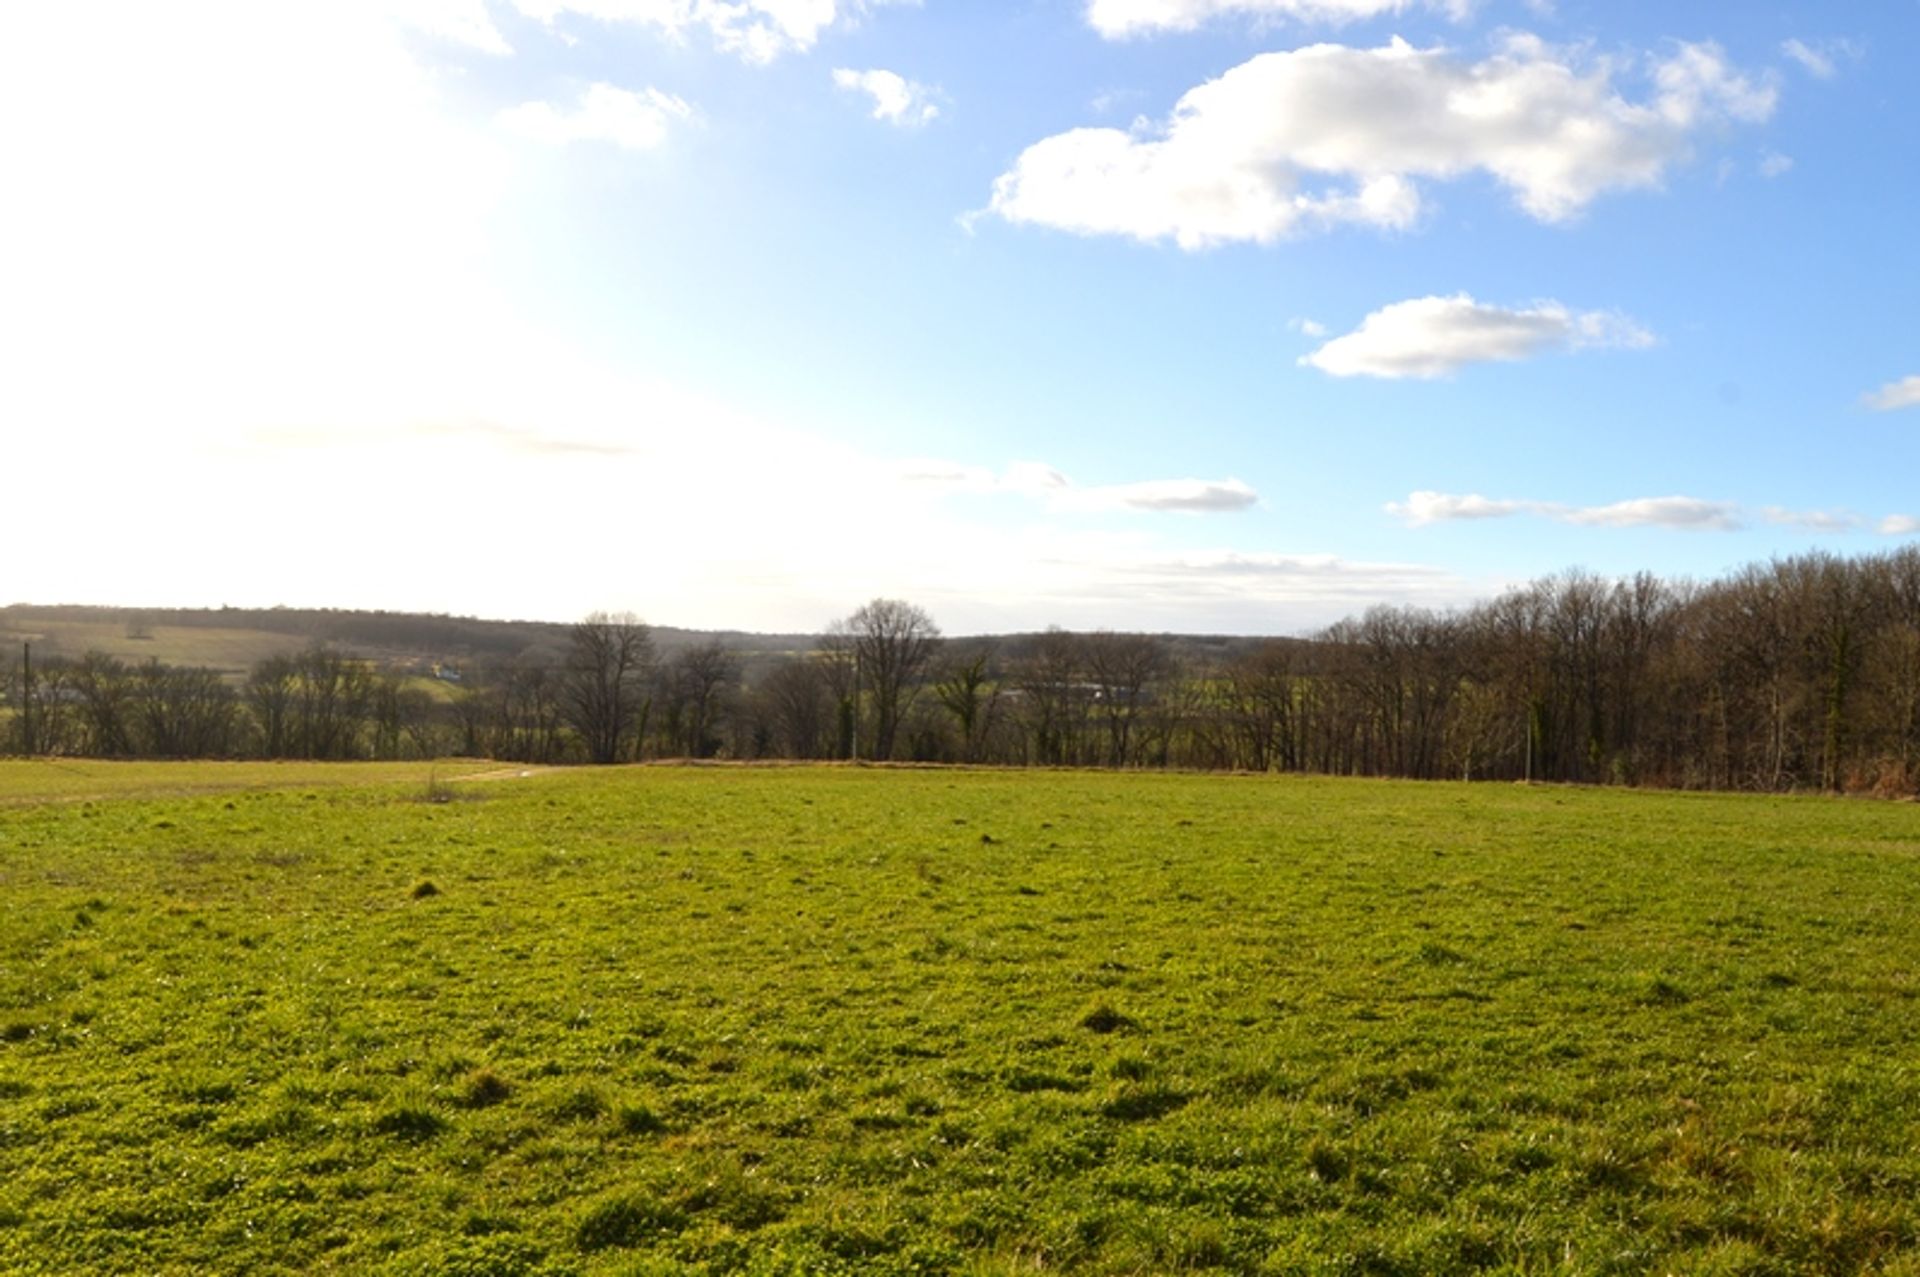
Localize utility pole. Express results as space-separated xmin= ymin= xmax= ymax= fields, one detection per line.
xmin=849 ymin=649 xmax=861 ymax=762
xmin=1522 ymin=703 xmax=1532 ymax=784
xmin=20 ymin=641 xmax=33 ymax=756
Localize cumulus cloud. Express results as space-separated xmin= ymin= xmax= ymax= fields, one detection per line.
xmin=499 ymin=83 xmax=693 ymax=149
xmin=987 ymin=35 xmax=1776 ymax=248
xmin=832 ymin=67 xmax=939 ymax=125
xmin=1301 ymin=294 xmax=1653 ymax=378
xmin=1882 ymin=516 xmax=1920 ymax=537
xmin=1388 ymin=491 xmax=1741 ymax=530
xmin=1864 ymin=376 xmax=1920 ymax=412
xmin=1086 ymin=0 xmax=1474 ymax=38
xmin=901 ymin=460 xmax=1258 ymax=514
xmin=512 ymin=0 xmax=902 ymax=64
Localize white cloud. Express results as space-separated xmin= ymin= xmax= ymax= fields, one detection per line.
xmin=1113 ymin=551 xmax=1472 ymax=613
xmin=393 ymin=0 xmax=515 ymax=53
xmin=1301 ymin=294 xmax=1653 ymax=379
xmin=1394 ymin=495 xmax=1920 ymax=537
xmin=988 ymin=35 xmax=1776 ymax=248
xmin=1086 ymin=0 xmax=1475 ymax=38
xmin=1288 ymin=317 xmax=1329 ymax=338
xmin=0 ymin=3 xmax=1449 ymax=639
xmin=499 ymin=83 xmax=693 ymax=149
xmin=1780 ymin=38 xmax=1833 ymax=78
xmin=833 ymin=67 xmax=939 ymax=126
xmin=1865 ymin=376 xmax=1920 ymax=412
xmin=512 ymin=0 xmax=903 ymax=64
xmin=1759 ymin=151 xmax=1793 ymax=178
xmin=1562 ymin=498 xmax=1741 ymax=529
xmin=1385 ymin=492 xmax=1526 ymax=524
xmin=1388 ymin=492 xmax=1741 ymax=530
xmin=1780 ymin=37 xmax=1861 ymax=80
xmin=1763 ymin=507 xmax=1858 ymax=533
xmin=1065 ymin=478 xmax=1260 ymax=513
xmin=901 ymin=461 xmax=1258 ymax=513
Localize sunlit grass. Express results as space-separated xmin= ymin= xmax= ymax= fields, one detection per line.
xmin=0 ymin=758 xmax=511 ymax=805
xmin=3 ymin=765 xmax=1919 ymax=1273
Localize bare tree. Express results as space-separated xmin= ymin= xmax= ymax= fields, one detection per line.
xmin=1083 ymin=632 xmax=1170 ymax=768
xmin=665 ymin=640 xmax=738 ymax=758
xmin=246 ymin=653 xmax=298 ymax=757
xmin=134 ymin=662 xmax=237 ymax=757
xmin=563 ymin=612 xmax=654 ymax=764
xmin=819 ymin=621 xmax=858 ymax=758
xmin=932 ymin=640 xmax=1003 ymax=764
xmin=838 ymin=598 xmax=941 ymax=761
xmin=70 ymin=652 xmax=135 ymax=756
xmin=758 ymin=656 xmax=835 ymax=758
xmin=1211 ymin=640 xmax=1302 ymax=773
xmin=1016 ymin=628 xmax=1091 ymax=766
xmin=292 ymin=646 xmax=375 ymax=760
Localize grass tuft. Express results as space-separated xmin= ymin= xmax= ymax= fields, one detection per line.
xmin=458 ymin=1067 xmax=512 ymax=1108
xmin=372 ymin=1103 xmax=446 ymax=1142
xmin=573 ymin=1192 xmax=684 ymax=1252
xmin=1642 ymin=976 xmax=1692 ymax=1006
xmin=1079 ymin=1001 xmax=1136 ymax=1035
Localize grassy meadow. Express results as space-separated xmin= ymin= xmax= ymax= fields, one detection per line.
xmin=3 ymin=764 xmax=1919 ymax=1275
xmin=0 ymin=620 xmax=308 ymax=678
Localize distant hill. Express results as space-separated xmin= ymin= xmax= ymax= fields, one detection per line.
xmin=0 ymin=605 xmax=822 ymax=682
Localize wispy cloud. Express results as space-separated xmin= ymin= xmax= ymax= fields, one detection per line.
xmin=1085 ymin=0 xmax=1476 ymax=39
xmin=1763 ymin=507 xmax=1859 ymax=533
xmin=1563 ymin=497 xmax=1744 ymax=530
xmin=499 ymin=83 xmax=693 ymax=150
xmin=1759 ymin=151 xmax=1794 ymax=179
xmin=1864 ymin=375 xmax=1920 ymax=412
xmin=1064 ymin=478 xmax=1259 ymax=513
xmin=512 ymin=0 xmax=909 ymax=65
xmin=832 ymin=67 xmax=940 ymax=126
xmin=1391 ymin=493 xmax=1920 ymax=534
xmin=1780 ymin=36 xmax=1861 ymax=80
xmin=1302 ymin=294 xmax=1653 ymax=379
xmin=1387 ymin=491 xmax=1740 ymax=530
xmin=395 ymin=0 xmax=514 ymax=53
xmin=901 ymin=460 xmax=1257 ymax=514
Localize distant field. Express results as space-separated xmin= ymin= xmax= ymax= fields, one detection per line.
xmin=0 ymin=620 xmax=311 ymax=677
xmin=0 ymin=759 xmax=518 ymax=805
xmin=4 ymin=765 xmax=1920 ymax=1274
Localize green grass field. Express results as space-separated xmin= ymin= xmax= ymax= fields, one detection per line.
xmin=0 ymin=620 xmax=311 ymax=677
xmin=3 ymin=764 xmax=1919 ymax=1275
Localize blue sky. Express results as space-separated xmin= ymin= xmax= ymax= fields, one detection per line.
xmin=2 ymin=1 xmax=1915 ymax=634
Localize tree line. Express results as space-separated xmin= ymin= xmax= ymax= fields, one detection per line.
xmin=7 ymin=548 xmax=1920 ymax=794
